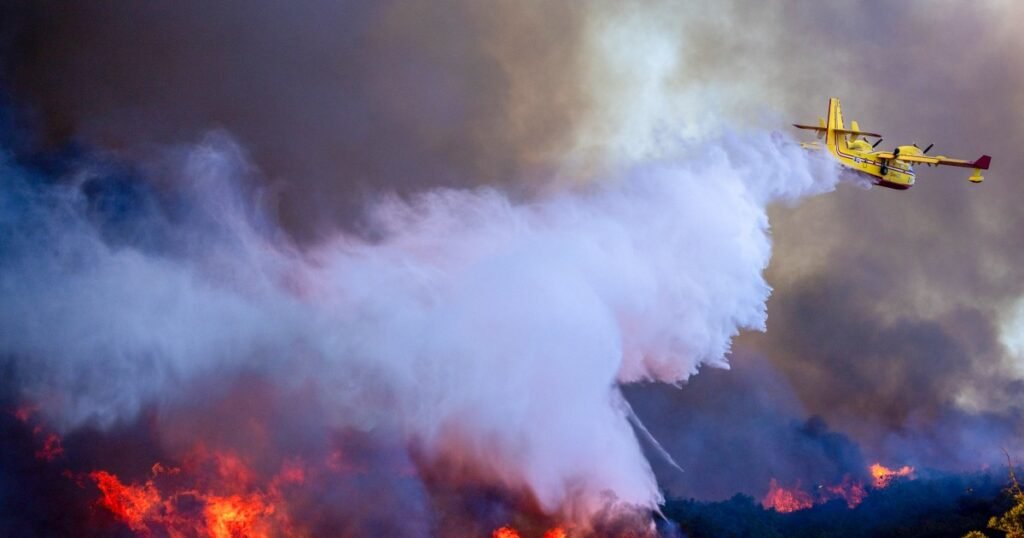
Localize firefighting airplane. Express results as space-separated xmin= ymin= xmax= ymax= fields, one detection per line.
xmin=793 ymin=97 xmax=991 ymax=190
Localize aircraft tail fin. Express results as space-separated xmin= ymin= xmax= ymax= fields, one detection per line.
xmin=795 ymin=99 xmax=877 ymax=144
xmin=826 ymin=98 xmax=844 ymax=131
xmin=825 ymin=97 xmax=845 ymax=150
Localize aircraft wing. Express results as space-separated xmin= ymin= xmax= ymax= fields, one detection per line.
xmin=792 ymin=124 xmax=883 ymax=138
xmin=877 ymin=153 xmax=992 ymax=170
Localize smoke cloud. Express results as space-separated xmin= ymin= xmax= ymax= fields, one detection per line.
xmin=4 ymin=1 xmax=1022 ymax=532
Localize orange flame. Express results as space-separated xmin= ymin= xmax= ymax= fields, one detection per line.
xmin=823 ymin=476 xmax=867 ymax=508
xmin=493 ymin=526 xmax=522 ymax=538
xmin=492 ymin=525 xmax=568 ymax=538
xmin=90 ymin=470 xmax=162 ymax=532
xmin=204 ymin=493 xmax=275 ymax=538
xmin=870 ymin=463 xmax=914 ymax=488
xmin=764 ymin=462 xmax=915 ymax=513
xmin=88 ymin=450 xmax=302 ymax=536
xmin=543 ymin=527 xmax=569 ymax=538
xmin=762 ymin=478 xmax=814 ymax=512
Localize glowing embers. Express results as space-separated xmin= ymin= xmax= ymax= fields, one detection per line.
xmin=763 ymin=462 xmax=914 ymax=513
xmin=36 ymin=432 xmax=65 ymax=461
xmin=89 ymin=450 xmax=301 ymax=537
xmin=492 ymin=526 xmax=569 ymax=538
xmin=822 ymin=476 xmax=868 ymax=509
xmin=11 ymin=405 xmax=65 ymax=462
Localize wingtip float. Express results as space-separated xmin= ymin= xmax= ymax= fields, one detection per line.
xmin=794 ymin=97 xmax=991 ymax=189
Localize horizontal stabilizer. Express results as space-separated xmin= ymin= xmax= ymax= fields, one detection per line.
xmin=792 ymin=124 xmax=882 ymax=138
xmin=833 ymin=128 xmax=882 ymax=138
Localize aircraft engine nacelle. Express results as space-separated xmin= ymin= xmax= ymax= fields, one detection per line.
xmin=894 ymin=144 xmax=923 ymax=156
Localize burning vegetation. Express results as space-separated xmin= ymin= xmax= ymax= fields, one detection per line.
xmin=665 ymin=471 xmax=1016 ymax=538
xmin=492 ymin=525 xmax=568 ymax=538
xmin=4 ymin=385 xmax=1022 ymax=538
xmin=761 ymin=463 xmax=907 ymax=513
xmin=871 ymin=463 xmax=916 ymax=488
xmin=88 ymin=452 xmax=294 ymax=538
xmin=10 ymin=394 xmax=1020 ymax=538
xmin=0 ymin=374 xmax=1013 ymax=538
xmin=6 ymin=395 xmax=597 ymax=536
xmin=762 ymin=479 xmax=814 ymax=513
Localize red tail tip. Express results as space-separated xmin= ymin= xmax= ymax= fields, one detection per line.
xmin=974 ymin=155 xmax=991 ymax=169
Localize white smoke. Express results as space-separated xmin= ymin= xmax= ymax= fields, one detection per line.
xmin=0 ymin=131 xmax=837 ymax=520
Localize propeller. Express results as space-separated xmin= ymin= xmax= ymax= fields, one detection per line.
xmin=872 ymin=138 xmax=883 ymax=148
xmin=923 ymin=143 xmax=934 ymax=154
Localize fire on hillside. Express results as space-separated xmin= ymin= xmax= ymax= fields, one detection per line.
xmin=762 ymin=463 xmax=914 ymax=513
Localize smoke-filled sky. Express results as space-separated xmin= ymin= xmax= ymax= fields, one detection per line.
xmin=1 ymin=0 xmax=1023 ymax=526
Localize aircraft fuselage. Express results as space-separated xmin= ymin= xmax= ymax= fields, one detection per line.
xmin=830 ymin=144 xmax=916 ymax=190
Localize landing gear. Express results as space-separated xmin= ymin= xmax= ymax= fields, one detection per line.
xmin=881 ymin=147 xmax=896 ymax=176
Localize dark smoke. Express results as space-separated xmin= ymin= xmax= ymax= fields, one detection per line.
xmin=751 ymin=271 xmax=1024 ymax=470
xmin=626 ymin=354 xmax=868 ymax=501
xmin=4 ymin=0 xmax=589 ymax=239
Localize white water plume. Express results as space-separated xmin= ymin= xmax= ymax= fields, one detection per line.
xmin=0 ymin=131 xmax=838 ymax=519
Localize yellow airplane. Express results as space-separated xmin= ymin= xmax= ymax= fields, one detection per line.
xmin=794 ymin=98 xmax=990 ymax=190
